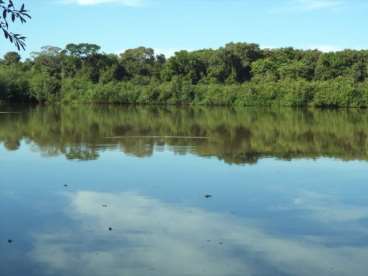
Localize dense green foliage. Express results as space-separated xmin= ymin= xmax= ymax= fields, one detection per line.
xmin=1 ymin=106 xmax=368 ymax=164
xmin=2 ymin=42 xmax=368 ymax=107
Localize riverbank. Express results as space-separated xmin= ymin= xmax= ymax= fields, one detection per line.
xmin=63 ymin=78 xmax=368 ymax=107
xmin=2 ymin=78 xmax=368 ymax=108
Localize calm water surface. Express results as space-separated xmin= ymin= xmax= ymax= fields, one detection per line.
xmin=1 ymin=106 xmax=368 ymax=276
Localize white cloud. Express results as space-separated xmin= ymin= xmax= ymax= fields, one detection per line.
xmin=154 ymin=48 xmax=182 ymax=58
xmin=307 ymin=45 xmax=341 ymax=52
xmin=302 ymin=45 xmax=364 ymax=52
xmin=295 ymin=0 xmax=344 ymax=11
xmin=62 ymin=0 xmax=145 ymax=6
xmin=271 ymin=0 xmax=344 ymax=13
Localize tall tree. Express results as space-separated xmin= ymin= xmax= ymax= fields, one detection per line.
xmin=120 ymin=47 xmax=156 ymax=78
xmin=3 ymin=51 xmax=20 ymax=65
xmin=65 ymin=43 xmax=101 ymax=58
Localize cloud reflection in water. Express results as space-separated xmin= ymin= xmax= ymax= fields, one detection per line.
xmin=30 ymin=191 xmax=368 ymax=276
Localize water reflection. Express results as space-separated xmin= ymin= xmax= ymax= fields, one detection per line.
xmin=29 ymin=191 xmax=368 ymax=276
xmin=0 ymin=106 xmax=368 ymax=163
xmin=2 ymin=106 xmax=368 ymax=276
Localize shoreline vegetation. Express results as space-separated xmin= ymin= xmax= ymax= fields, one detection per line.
xmin=2 ymin=42 xmax=368 ymax=107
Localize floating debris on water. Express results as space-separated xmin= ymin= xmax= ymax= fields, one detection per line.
xmin=64 ymin=184 xmax=68 ymax=187
xmin=8 ymin=239 xmax=12 ymax=244
xmin=102 ymin=204 xmax=108 ymax=208
xmin=204 ymin=194 xmax=212 ymax=199
xmin=108 ymin=227 xmax=112 ymax=231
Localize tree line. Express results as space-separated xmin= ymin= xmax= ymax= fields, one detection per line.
xmin=2 ymin=42 xmax=368 ymax=107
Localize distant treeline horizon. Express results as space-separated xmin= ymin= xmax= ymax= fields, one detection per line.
xmin=12 ymin=45 xmax=362 ymax=61
xmin=1 ymin=42 xmax=368 ymax=107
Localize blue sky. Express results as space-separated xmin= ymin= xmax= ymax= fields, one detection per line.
xmin=1 ymin=0 xmax=367 ymax=57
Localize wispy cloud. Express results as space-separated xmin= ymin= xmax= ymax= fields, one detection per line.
xmin=306 ymin=44 xmax=341 ymax=52
xmin=62 ymin=0 xmax=145 ymax=6
xmin=295 ymin=0 xmax=344 ymax=11
xmin=271 ymin=0 xmax=344 ymax=13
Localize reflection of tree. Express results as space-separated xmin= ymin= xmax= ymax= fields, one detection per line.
xmin=1 ymin=106 xmax=368 ymax=164
xmin=120 ymin=140 xmax=154 ymax=158
xmin=4 ymin=139 xmax=20 ymax=151
xmin=65 ymin=147 xmax=99 ymax=161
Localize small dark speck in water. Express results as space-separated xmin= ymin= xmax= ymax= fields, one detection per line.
xmin=204 ymin=194 xmax=212 ymax=199
xmin=64 ymin=184 xmax=68 ymax=187
xmin=219 ymin=242 xmax=223 ymax=245
xmin=102 ymin=204 xmax=108 ymax=208
xmin=8 ymin=239 xmax=13 ymax=244
xmin=108 ymin=227 xmax=112 ymax=231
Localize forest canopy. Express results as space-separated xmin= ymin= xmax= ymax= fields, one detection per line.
xmin=1 ymin=42 xmax=368 ymax=107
